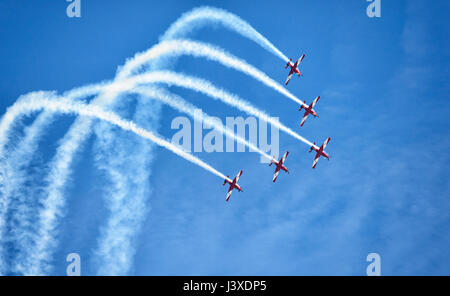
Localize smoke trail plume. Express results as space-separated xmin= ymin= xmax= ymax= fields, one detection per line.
xmin=1 ymin=93 xmax=227 ymax=181
xmin=0 ymin=7 xmax=298 ymax=275
xmin=0 ymin=83 xmax=110 ymax=274
xmin=162 ymin=6 xmax=290 ymax=62
xmin=91 ymin=8 xmax=292 ymax=275
xmin=91 ymin=7 xmax=292 ymax=275
xmin=5 ymin=32 xmax=295 ymax=275
xmin=119 ymin=39 xmax=308 ymax=108
xmin=92 ymin=86 xmax=275 ymax=274
xmin=0 ymin=113 xmax=53 ymax=274
xmin=1 ymin=62 xmax=314 ymax=274
xmin=113 ymin=71 xmax=315 ymax=147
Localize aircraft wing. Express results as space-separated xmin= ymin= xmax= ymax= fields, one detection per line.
xmin=296 ymin=54 xmax=305 ymax=66
xmin=285 ymin=71 xmax=294 ymax=85
xmin=235 ymin=170 xmax=243 ymax=182
xmin=272 ymin=167 xmax=281 ymax=182
xmin=226 ymin=186 xmax=234 ymax=201
xmin=310 ymin=96 xmax=320 ymax=108
xmin=312 ymin=153 xmax=320 ymax=169
xmin=321 ymin=137 xmax=331 ymax=150
xmin=281 ymin=151 xmax=289 ymax=163
xmin=300 ymin=113 xmax=309 ymax=127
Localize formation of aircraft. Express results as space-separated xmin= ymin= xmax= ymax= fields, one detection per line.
xmin=284 ymin=54 xmax=305 ymax=85
xmin=222 ymin=51 xmax=332 ymax=201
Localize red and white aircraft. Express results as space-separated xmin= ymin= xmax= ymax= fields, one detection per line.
xmin=269 ymin=151 xmax=290 ymax=182
xmin=299 ymin=96 xmax=320 ymax=127
xmin=310 ymin=137 xmax=331 ymax=169
xmin=223 ymin=170 xmax=243 ymax=202
xmin=284 ymin=54 xmax=305 ymax=85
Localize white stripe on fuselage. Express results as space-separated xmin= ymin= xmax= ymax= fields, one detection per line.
xmin=273 ymin=170 xmax=279 ymax=182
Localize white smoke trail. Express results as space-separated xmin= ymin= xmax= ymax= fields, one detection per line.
xmin=12 ymin=95 xmax=147 ymax=274
xmin=7 ymin=53 xmax=164 ymax=274
xmin=91 ymin=86 xmax=274 ymax=275
xmin=0 ymin=84 xmax=109 ymax=275
xmin=54 ymin=40 xmax=306 ymax=270
xmin=133 ymin=86 xmax=273 ymax=161
xmin=91 ymin=7 xmax=290 ymax=274
xmin=0 ymin=85 xmax=117 ymax=274
xmin=0 ymin=112 xmax=53 ymax=274
xmin=6 ymin=79 xmax=152 ymax=275
xmin=91 ymin=112 xmax=158 ymax=275
xmin=91 ymin=9 xmax=291 ymax=275
xmin=4 ymin=35 xmax=293 ymax=276
xmin=0 ymin=9 xmax=297 ymax=275
xmin=2 ymin=67 xmax=313 ymax=274
xmin=161 ymin=6 xmax=290 ymax=62
xmin=113 ymin=71 xmax=315 ymax=147
xmin=1 ymin=94 xmax=227 ymax=185
xmin=118 ymin=39 xmax=309 ymax=108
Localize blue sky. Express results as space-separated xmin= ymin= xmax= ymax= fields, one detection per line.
xmin=0 ymin=0 xmax=449 ymax=275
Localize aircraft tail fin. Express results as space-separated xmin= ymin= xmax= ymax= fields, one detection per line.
xmin=285 ymin=58 xmax=292 ymax=69
xmin=269 ymin=157 xmax=276 ymax=166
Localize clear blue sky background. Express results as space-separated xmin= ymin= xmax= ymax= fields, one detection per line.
xmin=0 ymin=0 xmax=449 ymax=275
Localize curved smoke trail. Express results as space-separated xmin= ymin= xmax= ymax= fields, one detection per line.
xmin=59 ymin=38 xmax=295 ymax=276
xmin=0 ymin=84 xmax=103 ymax=274
xmin=0 ymin=113 xmax=53 ymax=274
xmin=91 ymin=6 xmax=292 ymax=275
xmin=3 ymin=89 xmax=123 ymax=275
xmin=111 ymin=71 xmax=314 ymax=147
xmin=91 ymin=98 xmax=159 ymax=276
xmin=0 ymin=84 xmax=108 ymax=275
xmin=13 ymin=97 xmax=153 ymax=274
xmin=46 ymin=39 xmax=302 ymax=274
xmin=119 ymin=39 xmax=308 ymax=108
xmin=1 ymin=93 xmax=227 ymax=182
xmin=133 ymin=86 xmax=273 ymax=160
xmin=2 ymin=64 xmax=314 ymax=274
xmin=1 ymin=66 xmax=311 ymax=274
xmin=161 ymin=6 xmax=290 ymax=62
